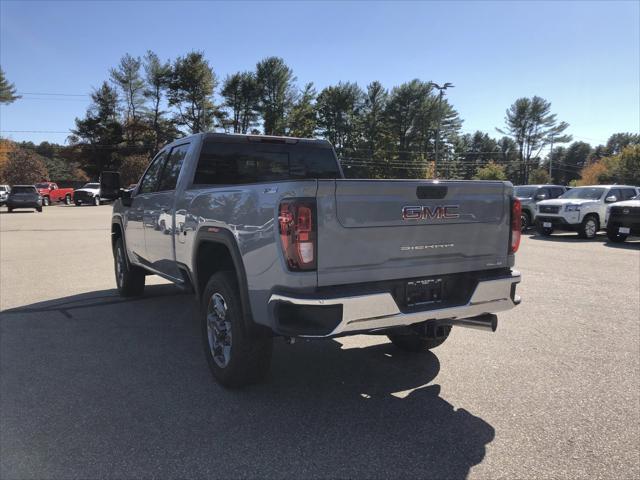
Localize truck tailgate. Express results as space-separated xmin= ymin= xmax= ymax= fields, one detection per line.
xmin=316 ymin=179 xmax=511 ymax=286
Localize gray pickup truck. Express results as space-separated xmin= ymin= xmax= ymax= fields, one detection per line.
xmin=100 ymin=133 xmax=522 ymax=387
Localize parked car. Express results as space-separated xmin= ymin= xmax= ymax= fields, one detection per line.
xmin=0 ymin=184 xmax=10 ymax=205
xmin=535 ymin=185 xmax=639 ymax=239
xmin=73 ymin=182 xmax=102 ymax=206
xmin=514 ymin=184 xmax=567 ymax=231
xmin=35 ymin=182 xmax=74 ymax=206
xmin=6 ymin=185 xmax=43 ymax=212
xmin=606 ymin=195 xmax=640 ymax=243
xmin=101 ymin=132 xmax=522 ymax=388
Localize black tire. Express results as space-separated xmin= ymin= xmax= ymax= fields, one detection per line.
xmin=201 ymin=271 xmax=273 ymax=388
xmin=42 ymin=196 xmax=50 ymax=206
xmin=93 ymin=196 xmax=100 ymax=206
xmin=36 ymin=206 xmax=42 ymax=212
xmin=535 ymin=220 xmax=554 ymax=236
xmin=606 ymin=225 xmax=628 ymax=243
xmin=388 ymin=327 xmax=451 ymax=352
xmin=578 ymin=214 xmax=599 ymax=239
xmin=113 ymin=237 xmax=145 ymax=296
xmin=521 ymin=210 xmax=532 ymax=232
xmin=65 ymin=194 xmax=72 ymax=205
xmin=75 ymin=201 xmax=81 ymax=206
xmin=7 ymin=207 xmax=13 ymax=213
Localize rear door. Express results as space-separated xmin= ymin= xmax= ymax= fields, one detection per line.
xmin=316 ymin=180 xmax=510 ymax=286
xmin=143 ymin=142 xmax=190 ymax=278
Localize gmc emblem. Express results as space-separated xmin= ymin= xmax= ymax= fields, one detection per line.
xmin=402 ymin=205 xmax=460 ymax=220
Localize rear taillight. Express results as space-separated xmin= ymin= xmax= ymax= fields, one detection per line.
xmin=278 ymin=199 xmax=317 ymax=271
xmin=510 ymin=197 xmax=521 ymax=254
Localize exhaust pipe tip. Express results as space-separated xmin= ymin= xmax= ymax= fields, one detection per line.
xmin=440 ymin=313 xmax=498 ymax=332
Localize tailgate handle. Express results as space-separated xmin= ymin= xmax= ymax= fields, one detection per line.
xmin=416 ymin=185 xmax=447 ymax=199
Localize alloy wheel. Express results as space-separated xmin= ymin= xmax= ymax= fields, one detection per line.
xmin=115 ymin=245 xmax=125 ymax=288
xmin=206 ymin=293 xmax=232 ymax=368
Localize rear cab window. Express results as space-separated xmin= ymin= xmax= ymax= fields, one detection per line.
xmin=192 ymin=136 xmax=342 ymax=186
xmin=11 ymin=186 xmax=37 ymax=194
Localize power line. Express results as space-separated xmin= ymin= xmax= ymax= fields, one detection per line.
xmin=1 ymin=130 xmax=70 ymax=134
xmin=17 ymin=92 xmax=89 ymax=97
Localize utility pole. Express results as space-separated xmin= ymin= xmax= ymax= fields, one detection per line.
xmin=548 ymin=134 xmax=554 ymax=181
xmin=429 ymin=82 xmax=454 ymax=178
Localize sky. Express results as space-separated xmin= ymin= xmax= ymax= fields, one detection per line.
xmin=1 ymin=0 xmax=639 ymax=148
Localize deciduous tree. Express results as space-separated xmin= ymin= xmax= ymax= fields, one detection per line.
xmin=4 ymin=148 xmax=49 ymax=185
xmin=473 ymin=161 xmax=506 ymax=180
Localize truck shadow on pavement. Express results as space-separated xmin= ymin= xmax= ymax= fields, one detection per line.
xmin=1 ymin=285 xmax=494 ymax=479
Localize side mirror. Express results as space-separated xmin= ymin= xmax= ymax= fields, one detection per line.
xmin=535 ymin=193 xmax=547 ymax=201
xmin=605 ymin=195 xmax=617 ymax=203
xmin=99 ymin=171 xmax=121 ymax=201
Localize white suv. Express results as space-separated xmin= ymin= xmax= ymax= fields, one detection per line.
xmin=535 ymin=185 xmax=639 ymax=239
xmin=0 ymin=185 xmax=10 ymax=206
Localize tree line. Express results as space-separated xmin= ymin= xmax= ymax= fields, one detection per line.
xmin=1 ymin=57 xmax=638 ymax=186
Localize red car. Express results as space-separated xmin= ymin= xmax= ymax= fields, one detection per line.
xmin=35 ymin=182 xmax=74 ymax=206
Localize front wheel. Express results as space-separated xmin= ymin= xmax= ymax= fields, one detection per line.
xmin=521 ymin=210 xmax=532 ymax=232
xmin=7 ymin=207 xmax=13 ymax=213
xmin=201 ymin=271 xmax=273 ymax=388
xmin=578 ymin=215 xmax=599 ymax=239
xmin=65 ymin=194 xmax=72 ymax=205
xmin=535 ymin=220 xmax=554 ymax=236
xmin=387 ymin=327 xmax=451 ymax=352
xmin=36 ymin=206 xmax=42 ymax=212
xmin=93 ymin=196 xmax=100 ymax=206
xmin=113 ymin=237 xmax=145 ymax=296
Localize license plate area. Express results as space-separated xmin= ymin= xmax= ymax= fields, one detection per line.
xmin=543 ymin=222 xmax=552 ymax=228
xmin=406 ymin=278 xmax=443 ymax=308
xmin=619 ymin=227 xmax=630 ymax=234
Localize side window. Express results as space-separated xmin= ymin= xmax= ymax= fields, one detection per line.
xmin=157 ymin=143 xmax=189 ymax=192
xmin=549 ymin=187 xmax=562 ymax=199
xmin=620 ymin=188 xmax=636 ymax=200
xmin=139 ymin=151 xmax=168 ymax=194
xmin=537 ymin=188 xmax=550 ymax=199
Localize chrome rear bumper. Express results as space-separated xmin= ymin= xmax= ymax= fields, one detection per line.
xmin=268 ymin=271 xmax=521 ymax=337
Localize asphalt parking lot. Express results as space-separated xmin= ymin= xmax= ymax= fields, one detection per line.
xmin=1 ymin=204 xmax=638 ymax=479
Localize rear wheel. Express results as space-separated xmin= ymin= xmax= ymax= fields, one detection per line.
xmin=578 ymin=214 xmax=599 ymax=239
xmin=387 ymin=326 xmax=451 ymax=352
xmin=36 ymin=206 xmax=42 ymax=212
xmin=93 ymin=196 xmax=100 ymax=206
xmin=535 ymin=220 xmax=554 ymax=236
xmin=75 ymin=201 xmax=81 ymax=206
xmin=201 ymin=271 xmax=273 ymax=388
xmin=113 ymin=237 xmax=145 ymax=296
xmin=606 ymin=225 xmax=628 ymax=243
xmin=65 ymin=194 xmax=72 ymax=205
xmin=42 ymin=196 xmax=50 ymax=206
xmin=7 ymin=207 xmax=13 ymax=213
